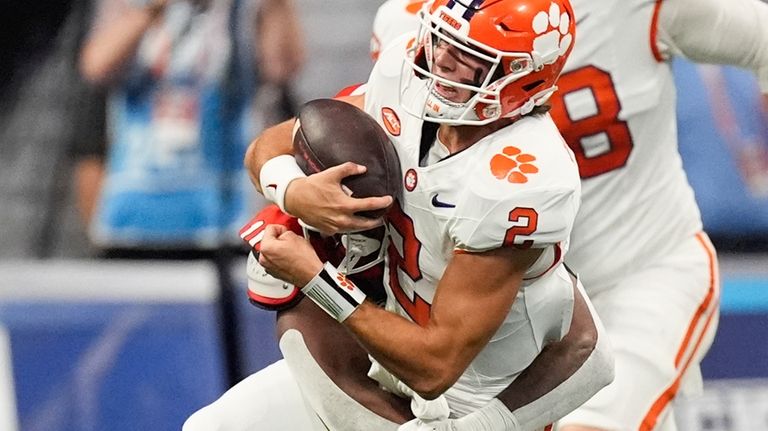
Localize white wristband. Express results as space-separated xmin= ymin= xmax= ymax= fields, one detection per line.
xmin=259 ymin=154 xmax=307 ymax=215
xmin=453 ymin=398 xmax=521 ymax=431
xmin=301 ymin=262 xmax=367 ymax=322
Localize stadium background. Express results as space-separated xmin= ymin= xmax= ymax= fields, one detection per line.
xmin=0 ymin=1 xmax=767 ymax=430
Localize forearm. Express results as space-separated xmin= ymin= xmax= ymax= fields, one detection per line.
xmin=243 ymin=118 xmax=297 ymax=192
xmin=302 ymin=248 xmax=530 ymax=401
xmin=505 ymin=317 xmax=612 ymax=428
xmin=346 ymin=302 xmax=461 ymax=399
xmin=80 ymin=4 xmax=164 ymax=85
xmin=283 ymin=254 xmax=462 ymax=396
xmin=658 ymin=0 xmax=768 ymax=91
xmin=448 ymin=331 xmax=613 ymax=431
xmin=244 ymin=94 xmax=364 ymax=192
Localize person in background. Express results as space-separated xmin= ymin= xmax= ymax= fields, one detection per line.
xmin=79 ymin=0 xmax=303 ymax=256
xmin=79 ymin=0 xmax=304 ymax=388
xmin=0 ymin=0 xmax=108 ymax=259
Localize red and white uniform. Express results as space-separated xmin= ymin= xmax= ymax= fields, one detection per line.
xmin=366 ymin=36 xmax=582 ymax=416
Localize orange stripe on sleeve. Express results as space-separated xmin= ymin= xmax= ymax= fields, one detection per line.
xmin=640 ymin=232 xmax=719 ymax=430
xmin=649 ymin=0 xmax=665 ymax=62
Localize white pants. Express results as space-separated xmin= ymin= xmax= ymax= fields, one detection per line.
xmin=183 ymin=359 xmax=318 ymax=431
xmin=183 ymin=329 xmax=402 ymax=431
xmin=558 ymin=232 xmax=720 ymax=430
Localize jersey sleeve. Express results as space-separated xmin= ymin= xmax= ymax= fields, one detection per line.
xmin=448 ymin=186 xmax=579 ymax=253
xmin=447 ymin=115 xmax=581 ymax=252
xmin=656 ymin=0 xmax=768 ymax=92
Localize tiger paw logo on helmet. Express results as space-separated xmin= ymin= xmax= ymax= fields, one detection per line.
xmin=532 ymin=2 xmax=573 ymax=65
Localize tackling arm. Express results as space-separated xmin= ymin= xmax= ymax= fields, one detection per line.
xmin=657 ymin=0 xmax=768 ymax=92
xmin=452 ymin=281 xmax=613 ymax=430
xmin=397 ymin=278 xmax=614 ymax=431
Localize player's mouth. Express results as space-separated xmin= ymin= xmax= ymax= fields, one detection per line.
xmin=434 ymin=82 xmax=457 ymax=99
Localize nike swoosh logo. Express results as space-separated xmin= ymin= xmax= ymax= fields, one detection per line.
xmin=431 ymin=194 xmax=455 ymax=208
xmin=265 ymin=184 xmax=277 ymax=190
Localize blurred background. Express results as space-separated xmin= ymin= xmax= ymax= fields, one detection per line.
xmin=0 ymin=1 xmax=766 ymax=430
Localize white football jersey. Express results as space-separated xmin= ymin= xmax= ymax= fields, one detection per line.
xmin=364 ymin=38 xmax=581 ymax=415
xmin=369 ymin=0 xmax=705 ymax=297
xmin=548 ymin=0 xmax=703 ymax=294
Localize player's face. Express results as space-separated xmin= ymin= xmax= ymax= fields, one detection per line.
xmin=431 ymin=38 xmax=492 ymax=104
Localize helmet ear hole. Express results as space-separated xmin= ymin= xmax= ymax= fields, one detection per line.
xmin=522 ymin=80 xmax=544 ymax=92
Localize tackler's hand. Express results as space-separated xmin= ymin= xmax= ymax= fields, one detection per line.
xmin=258 ymin=224 xmax=324 ymax=287
xmin=284 ymin=162 xmax=393 ymax=235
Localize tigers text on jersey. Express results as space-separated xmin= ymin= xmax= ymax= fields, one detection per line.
xmin=547 ymin=0 xmax=703 ymax=294
xmin=364 ymin=37 xmax=581 ymax=415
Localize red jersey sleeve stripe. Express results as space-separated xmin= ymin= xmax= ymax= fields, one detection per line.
xmin=334 ymin=83 xmax=365 ymax=98
xmin=650 ymin=0 xmax=665 ymax=62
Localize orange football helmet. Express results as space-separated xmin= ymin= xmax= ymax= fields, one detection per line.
xmin=399 ymin=0 xmax=576 ymax=125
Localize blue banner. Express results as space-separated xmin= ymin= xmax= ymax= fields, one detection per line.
xmin=675 ymin=60 xmax=768 ymax=237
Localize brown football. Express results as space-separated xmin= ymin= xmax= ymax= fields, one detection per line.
xmin=293 ymin=98 xmax=401 ymax=218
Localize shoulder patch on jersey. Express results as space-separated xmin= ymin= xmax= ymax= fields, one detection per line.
xmin=381 ymin=107 xmax=401 ymax=136
xmin=489 ymin=145 xmax=540 ymax=184
xmin=404 ymin=168 xmax=418 ymax=192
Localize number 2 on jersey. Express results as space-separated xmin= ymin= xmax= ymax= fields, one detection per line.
xmin=504 ymin=207 xmax=538 ymax=249
xmin=387 ymin=203 xmax=431 ymax=326
xmin=549 ymin=66 xmax=634 ymax=178
xmin=388 ymin=204 xmax=541 ymax=325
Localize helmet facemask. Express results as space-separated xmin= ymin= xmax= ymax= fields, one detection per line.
xmin=399 ymin=7 xmax=539 ymax=125
xmin=398 ymin=0 xmax=576 ymax=125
